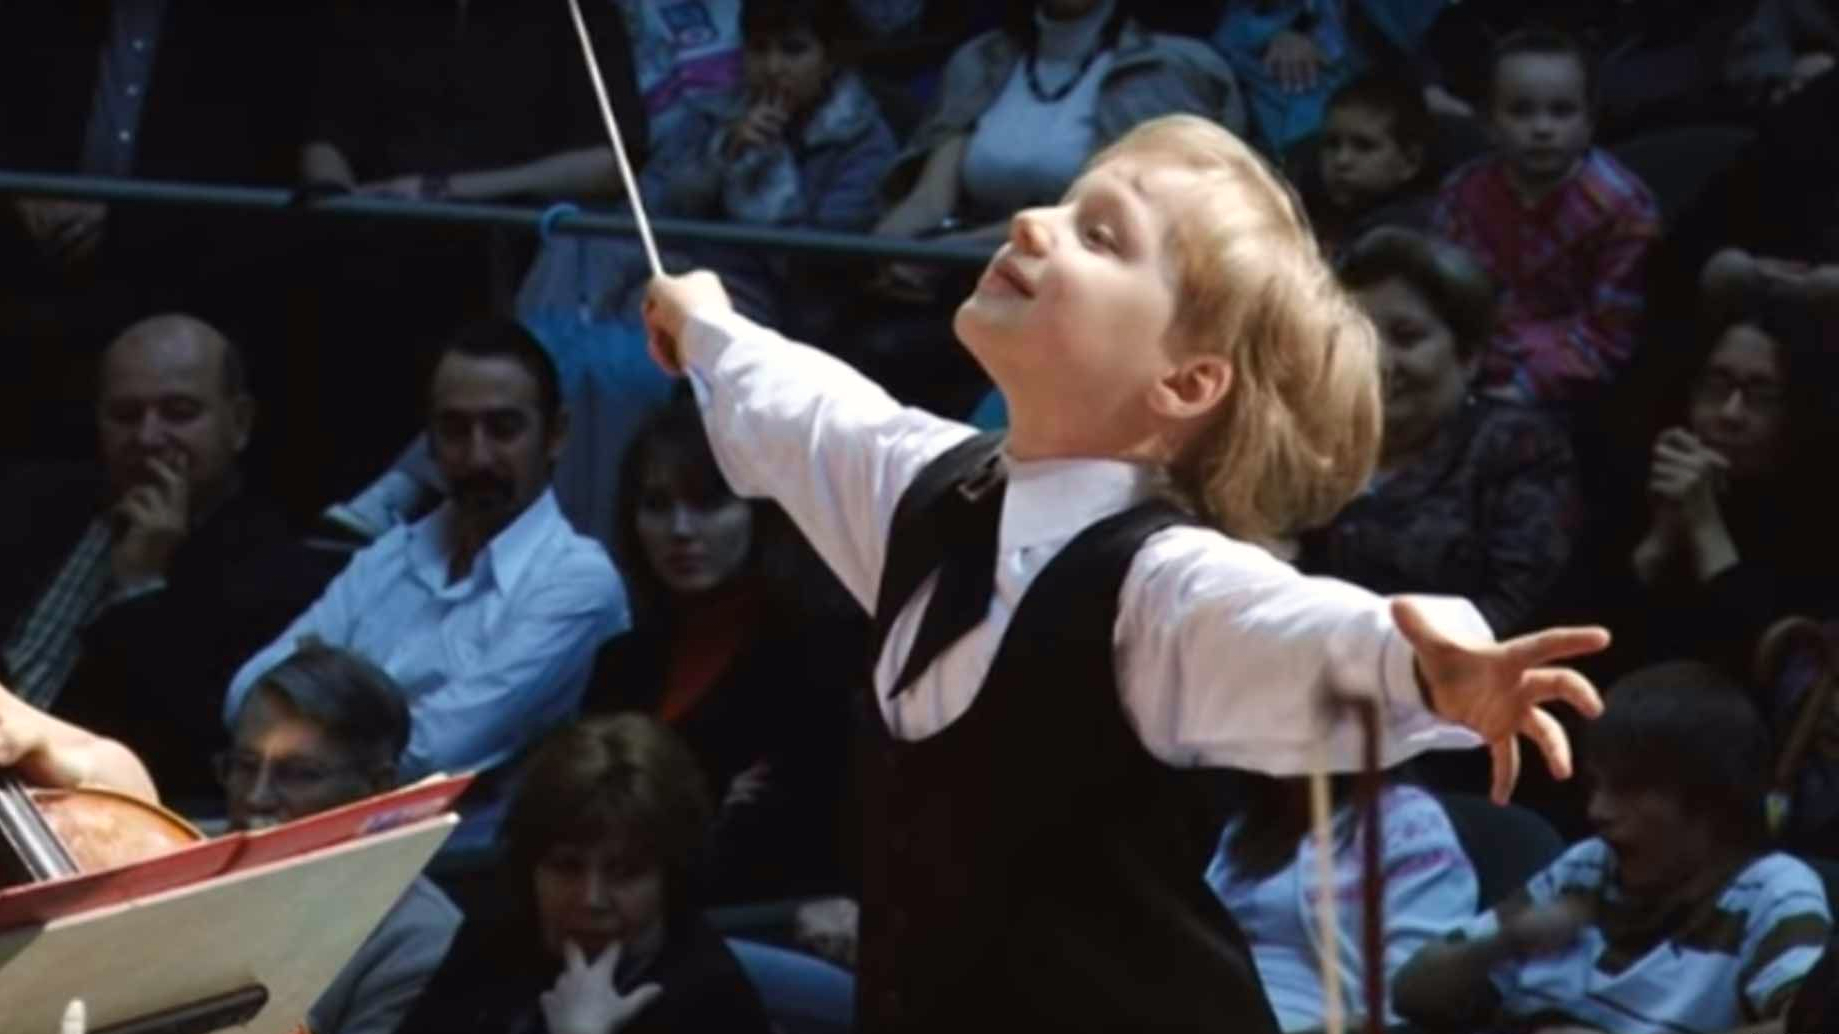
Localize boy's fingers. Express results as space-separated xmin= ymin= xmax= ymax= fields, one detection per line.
xmin=1520 ymin=707 xmax=1573 ymax=781
xmin=1520 ymin=667 xmax=1605 ymax=719
xmin=1490 ymin=735 xmax=1521 ymax=805
xmin=562 ymin=940 xmax=586 ymax=972
xmin=1504 ymin=626 xmax=1610 ymax=669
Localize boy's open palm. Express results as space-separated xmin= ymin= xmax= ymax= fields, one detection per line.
xmin=1392 ymin=598 xmax=1608 ymax=805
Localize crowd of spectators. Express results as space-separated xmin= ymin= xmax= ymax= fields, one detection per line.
xmin=2 ymin=1 xmax=1837 ymax=1032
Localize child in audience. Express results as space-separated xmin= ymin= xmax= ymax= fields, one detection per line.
xmin=1394 ymin=660 xmax=1833 ymax=1033
xmin=642 ymin=112 xmax=1608 ymax=1032
xmin=1432 ymin=28 xmax=1662 ymax=410
xmin=1311 ymin=71 xmax=1433 ymax=253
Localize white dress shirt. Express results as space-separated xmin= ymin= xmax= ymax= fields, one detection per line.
xmin=681 ymin=308 xmax=1486 ymax=774
xmin=225 ymin=488 xmax=628 ymax=781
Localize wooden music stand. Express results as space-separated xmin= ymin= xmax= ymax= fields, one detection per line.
xmin=0 ymin=813 xmax=455 ymax=1034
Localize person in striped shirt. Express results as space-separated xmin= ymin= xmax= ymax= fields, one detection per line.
xmin=1394 ymin=660 xmax=1831 ymax=1033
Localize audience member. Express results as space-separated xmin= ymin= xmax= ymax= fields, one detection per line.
xmin=585 ymin=393 xmax=861 ymax=908
xmin=1309 ymin=71 xmax=1434 ymax=254
xmin=1305 ymin=228 xmax=1579 ymax=638
xmin=1604 ymin=301 xmax=1838 ymax=679
xmin=0 ymin=0 xmax=316 ymax=463
xmin=394 ymin=714 xmax=772 ymax=1034
xmin=221 ymin=641 xmax=460 ymax=1034
xmin=560 ymin=0 xmax=899 ymax=331
xmin=224 ymin=320 xmax=628 ymax=852
xmin=1394 ymin=661 xmax=1832 ymax=1033
xmin=1432 ymin=28 xmax=1662 ymax=410
xmin=0 ymin=315 xmax=324 ymax=808
xmin=292 ymin=2 xmax=649 ymax=496
xmin=1210 ymin=0 xmax=1448 ymax=158
xmin=874 ymin=0 xmax=1244 ymax=258
xmin=1206 ymin=775 xmax=1478 ymax=1030
xmin=852 ymin=0 xmax=1243 ymax=412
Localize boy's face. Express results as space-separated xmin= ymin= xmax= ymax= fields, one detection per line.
xmin=954 ymin=155 xmax=1190 ymax=429
xmin=1585 ymin=770 xmax=1714 ymax=896
xmin=1489 ymin=52 xmax=1592 ymax=190
xmin=1319 ymin=103 xmax=1421 ymax=210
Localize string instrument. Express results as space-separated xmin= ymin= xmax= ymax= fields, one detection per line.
xmin=0 ymin=771 xmax=201 ymax=888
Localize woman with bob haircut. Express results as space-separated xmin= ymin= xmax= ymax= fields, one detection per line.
xmin=394 ymin=714 xmax=770 ymax=1034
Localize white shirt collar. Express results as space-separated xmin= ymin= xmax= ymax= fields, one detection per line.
xmin=999 ymin=453 xmax=1161 ymax=554
xmin=406 ymin=486 xmax=564 ymax=595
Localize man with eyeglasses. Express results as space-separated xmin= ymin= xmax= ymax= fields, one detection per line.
xmin=220 ymin=639 xmax=460 ymax=1034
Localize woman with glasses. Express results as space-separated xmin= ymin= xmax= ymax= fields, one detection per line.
xmin=1617 ymin=299 xmax=1838 ymax=675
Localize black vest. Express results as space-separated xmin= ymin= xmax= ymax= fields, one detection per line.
xmin=856 ymin=433 xmax=1278 ymax=1033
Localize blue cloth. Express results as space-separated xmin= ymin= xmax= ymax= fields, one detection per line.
xmin=726 ymin=939 xmax=855 ymax=1034
xmin=1211 ymin=0 xmax=1444 ymax=156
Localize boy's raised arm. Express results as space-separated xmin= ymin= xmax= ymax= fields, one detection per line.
xmin=645 ymin=272 xmax=975 ymax=611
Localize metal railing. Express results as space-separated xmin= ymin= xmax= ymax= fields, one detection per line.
xmin=0 ymin=169 xmax=996 ymax=268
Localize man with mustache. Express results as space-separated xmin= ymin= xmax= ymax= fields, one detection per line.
xmin=0 ymin=314 xmax=321 ymax=809
xmin=224 ymin=319 xmax=628 ymax=854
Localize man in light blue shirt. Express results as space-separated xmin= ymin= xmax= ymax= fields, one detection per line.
xmin=225 ymin=319 xmax=628 ymax=851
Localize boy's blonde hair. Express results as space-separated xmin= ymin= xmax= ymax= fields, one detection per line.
xmin=1087 ymin=114 xmax=1382 ymax=547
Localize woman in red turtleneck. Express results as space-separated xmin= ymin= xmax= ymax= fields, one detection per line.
xmin=584 ymin=391 xmax=863 ymax=909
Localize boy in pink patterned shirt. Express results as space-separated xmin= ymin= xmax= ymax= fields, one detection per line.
xmin=1433 ymin=28 xmax=1661 ymax=408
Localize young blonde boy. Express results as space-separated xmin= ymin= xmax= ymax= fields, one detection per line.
xmin=645 ymin=114 xmax=1607 ymax=1032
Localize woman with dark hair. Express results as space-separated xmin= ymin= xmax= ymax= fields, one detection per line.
xmin=1204 ymin=774 xmax=1477 ymax=1030
xmin=1303 ymin=226 xmax=1581 ymax=638
xmin=394 ymin=714 xmax=771 ymax=1034
xmin=1613 ymin=299 xmax=1839 ymax=676
xmin=584 ymin=389 xmax=862 ymax=909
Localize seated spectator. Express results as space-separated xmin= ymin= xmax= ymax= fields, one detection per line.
xmin=0 ymin=1 xmax=316 ymax=463
xmin=1611 ymin=301 xmax=1838 ymax=677
xmin=0 ymin=315 xmax=324 ymax=808
xmin=1394 ymin=660 xmax=1833 ymax=1033
xmin=853 ymin=0 xmax=1243 ymax=412
xmin=1309 ymin=71 xmax=1434 ymax=255
xmin=1206 ymin=776 xmax=1478 ymax=1030
xmin=395 ymin=714 xmax=772 ymax=1034
xmin=221 ymin=641 xmax=460 ymax=1034
xmin=293 ymin=1 xmax=648 ymax=494
xmin=1432 ymin=27 xmax=1662 ymax=410
xmin=568 ymin=0 xmax=899 ymax=330
xmin=1303 ymin=228 xmax=1580 ymax=638
xmin=585 ymin=392 xmax=861 ymax=908
xmin=224 ymin=320 xmax=629 ymax=852
xmin=1210 ymin=0 xmax=1449 ymax=158
xmin=874 ymin=0 xmax=1243 ymax=262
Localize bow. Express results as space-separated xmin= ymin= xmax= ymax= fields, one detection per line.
xmin=562 ymin=0 xmax=664 ymax=278
xmin=1310 ymin=689 xmax=1384 ymax=1034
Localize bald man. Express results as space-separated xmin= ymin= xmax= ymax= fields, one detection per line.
xmin=0 ymin=314 xmax=327 ymax=809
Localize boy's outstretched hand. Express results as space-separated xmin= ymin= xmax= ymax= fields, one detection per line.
xmin=1392 ymin=598 xmax=1609 ymax=805
xmin=643 ymin=270 xmax=732 ymax=376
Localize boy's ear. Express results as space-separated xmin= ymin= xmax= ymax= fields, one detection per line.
xmin=1150 ymin=353 xmax=1233 ymax=422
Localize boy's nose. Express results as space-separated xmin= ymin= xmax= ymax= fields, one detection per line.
xmin=1011 ymin=210 xmax=1052 ymax=255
